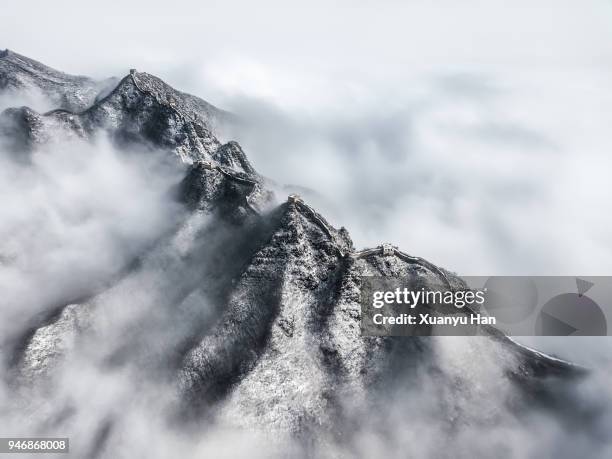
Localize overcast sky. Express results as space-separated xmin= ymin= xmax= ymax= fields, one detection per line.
xmin=3 ymin=1 xmax=612 ymax=79
xmin=2 ymin=1 xmax=612 ymax=277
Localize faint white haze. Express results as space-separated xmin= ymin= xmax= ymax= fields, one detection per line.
xmin=0 ymin=136 xmax=185 ymax=341
xmin=2 ymin=0 xmax=612 ymax=457
xmin=3 ymin=0 xmax=612 ymax=272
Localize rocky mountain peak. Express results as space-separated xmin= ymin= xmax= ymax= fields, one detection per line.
xmin=0 ymin=52 xmax=590 ymax=455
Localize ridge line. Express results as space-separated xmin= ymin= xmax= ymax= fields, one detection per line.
xmin=353 ymin=243 xmax=452 ymax=288
xmin=286 ymin=194 xmax=347 ymax=257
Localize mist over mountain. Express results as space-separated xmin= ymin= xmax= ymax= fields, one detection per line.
xmin=0 ymin=50 xmax=610 ymax=458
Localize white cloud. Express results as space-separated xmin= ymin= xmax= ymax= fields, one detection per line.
xmin=0 ymin=136 xmax=185 ymax=343
xmin=2 ymin=1 xmax=612 ymax=454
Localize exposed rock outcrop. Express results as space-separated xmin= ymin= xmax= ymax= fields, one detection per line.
xmin=0 ymin=53 xmax=591 ymax=456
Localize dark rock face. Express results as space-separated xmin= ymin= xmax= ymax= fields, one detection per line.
xmin=0 ymin=68 xmax=229 ymax=161
xmin=0 ymin=49 xmax=110 ymax=112
xmin=213 ymin=140 xmax=257 ymax=175
xmin=0 ymin=53 xmax=590 ymax=453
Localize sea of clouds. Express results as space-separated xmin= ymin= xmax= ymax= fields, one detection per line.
xmin=2 ymin=0 xmax=612 ymax=456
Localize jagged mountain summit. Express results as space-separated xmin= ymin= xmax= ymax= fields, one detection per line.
xmin=0 ymin=49 xmax=109 ymax=112
xmin=0 ymin=51 xmax=594 ymax=457
xmin=0 ymin=49 xmax=231 ymax=159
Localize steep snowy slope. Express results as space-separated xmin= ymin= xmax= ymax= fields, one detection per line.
xmin=0 ymin=53 xmax=593 ymax=457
